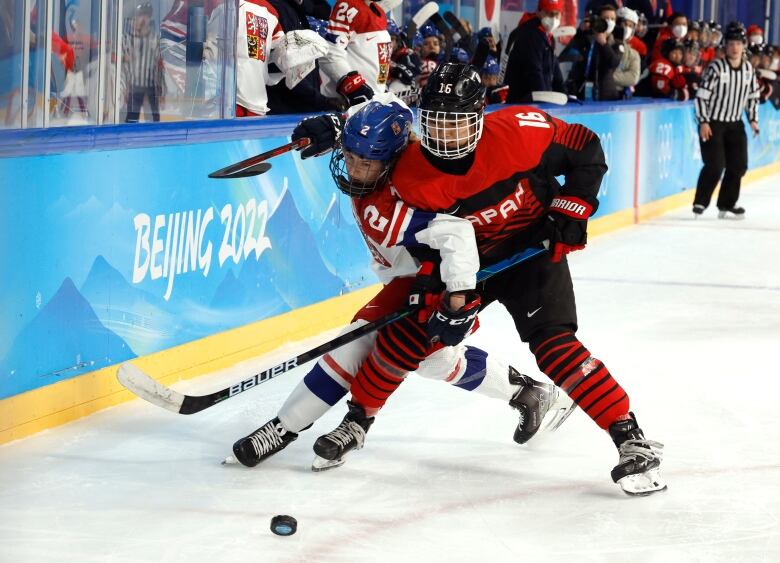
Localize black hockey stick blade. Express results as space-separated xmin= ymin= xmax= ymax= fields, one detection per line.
xmin=118 ymin=246 xmax=545 ymax=415
xmin=208 ymin=138 xmax=309 ymax=179
xmin=443 ymin=11 xmax=470 ymax=41
xmin=212 ymin=162 xmax=272 ymax=179
xmin=430 ymin=13 xmax=454 ymax=63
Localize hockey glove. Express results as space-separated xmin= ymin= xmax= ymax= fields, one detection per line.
xmin=547 ymin=195 xmax=594 ymax=263
xmin=408 ymin=261 xmax=444 ymax=322
xmin=427 ymin=291 xmax=481 ymax=347
xmin=389 ymin=63 xmax=416 ymax=86
xmin=291 ymin=113 xmax=344 ymax=159
xmin=337 ymin=71 xmax=374 ymax=106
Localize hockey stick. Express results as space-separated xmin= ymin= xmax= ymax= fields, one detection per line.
xmin=405 ymin=1 xmax=439 ymax=48
xmin=376 ymin=0 xmax=402 ymax=14
xmin=443 ymin=11 xmax=470 ymax=45
xmin=429 ymin=13 xmax=454 ymax=63
xmin=117 ymin=246 xmax=546 ymax=415
xmin=208 ymin=137 xmax=311 ymax=179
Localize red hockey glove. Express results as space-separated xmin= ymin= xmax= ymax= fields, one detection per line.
xmin=547 ymin=195 xmax=594 ymax=263
xmin=337 ymin=71 xmax=374 ymax=107
xmin=291 ymin=113 xmax=345 ymax=159
xmin=409 ymin=261 xmax=444 ymax=322
xmin=427 ymin=291 xmax=481 ymax=347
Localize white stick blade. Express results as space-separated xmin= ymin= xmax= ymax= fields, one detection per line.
xmin=377 ymin=0 xmax=403 ymax=13
xmin=531 ymin=91 xmax=569 ymax=105
xmin=117 ymin=362 xmax=185 ymax=413
xmin=412 ymin=1 xmax=439 ymax=26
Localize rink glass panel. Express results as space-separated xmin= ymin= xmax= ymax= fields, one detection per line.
xmin=0 ymin=0 xmax=237 ymax=130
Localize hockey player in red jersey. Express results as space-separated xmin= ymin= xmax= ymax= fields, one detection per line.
xmin=323 ymin=63 xmax=665 ymax=496
xmin=228 ymin=98 xmax=571 ymax=470
xmin=648 ymin=39 xmax=690 ymax=100
xmin=319 ymin=0 xmax=392 ymax=106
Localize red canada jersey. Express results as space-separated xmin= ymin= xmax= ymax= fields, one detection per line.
xmin=390 ymin=106 xmax=606 ymax=262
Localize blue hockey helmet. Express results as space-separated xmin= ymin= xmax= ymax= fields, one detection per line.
xmin=477 ymin=26 xmax=493 ymax=39
xmin=413 ymin=30 xmax=424 ymax=48
xmin=420 ymin=23 xmax=439 ymax=38
xmin=482 ymin=55 xmax=500 ymax=76
xmin=329 ymin=101 xmax=414 ymax=197
xmin=450 ymin=47 xmax=470 ymax=63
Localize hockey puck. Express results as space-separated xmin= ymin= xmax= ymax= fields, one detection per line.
xmin=270 ymin=515 xmax=297 ymax=536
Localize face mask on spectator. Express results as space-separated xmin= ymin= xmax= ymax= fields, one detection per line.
xmin=605 ymin=19 xmax=616 ymax=34
xmin=749 ymin=34 xmax=763 ymax=44
xmin=541 ymin=16 xmax=560 ymax=33
xmin=623 ymin=26 xmax=634 ymax=40
xmin=672 ymin=24 xmax=687 ymax=39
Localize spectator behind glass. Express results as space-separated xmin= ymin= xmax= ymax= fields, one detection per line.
xmin=123 ymin=2 xmax=163 ymax=123
xmin=681 ymin=39 xmax=703 ymax=99
xmin=700 ymin=21 xmax=721 ymax=64
xmin=747 ymin=25 xmax=764 ymax=46
xmin=651 ymin=12 xmax=688 ymax=61
xmin=264 ymin=0 xmax=335 ymax=113
xmin=416 ymin=24 xmax=440 ymax=88
xmin=504 ymin=0 xmax=565 ymax=103
xmin=609 ymin=7 xmax=641 ymax=99
xmin=481 ymin=56 xmax=508 ymax=104
xmin=645 ymin=39 xmax=689 ymax=100
xmin=564 ymin=3 xmax=621 ymax=100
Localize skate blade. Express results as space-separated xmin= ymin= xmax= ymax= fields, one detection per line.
xmin=222 ymin=455 xmax=239 ymax=465
xmin=311 ymin=455 xmax=345 ymax=472
xmin=541 ymin=395 xmax=576 ymax=434
xmin=617 ymin=468 xmax=667 ymax=496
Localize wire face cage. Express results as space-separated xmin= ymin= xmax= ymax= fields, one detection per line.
xmin=419 ymin=109 xmax=484 ymax=159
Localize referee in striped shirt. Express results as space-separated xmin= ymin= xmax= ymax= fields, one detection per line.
xmin=693 ymin=21 xmax=760 ymax=219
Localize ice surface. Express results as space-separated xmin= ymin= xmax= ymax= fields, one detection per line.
xmin=1 ymin=177 xmax=779 ymax=563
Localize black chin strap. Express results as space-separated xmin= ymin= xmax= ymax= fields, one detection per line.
xmin=421 ymin=147 xmax=475 ymax=176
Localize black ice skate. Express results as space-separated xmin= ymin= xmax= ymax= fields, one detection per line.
xmin=225 ymin=418 xmax=298 ymax=467
xmin=692 ymin=204 xmax=705 ymax=217
xmin=312 ymin=401 xmax=374 ymax=472
xmin=717 ymin=206 xmax=745 ymax=220
xmin=608 ymin=412 xmax=666 ymax=496
xmin=508 ymin=367 xmax=575 ymax=444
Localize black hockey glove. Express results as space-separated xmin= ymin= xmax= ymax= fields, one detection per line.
xmin=291 ymin=113 xmax=344 ymax=159
xmin=337 ymin=71 xmax=374 ymax=106
xmin=408 ymin=261 xmax=445 ymax=322
xmin=427 ymin=291 xmax=481 ymax=347
xmin=394 ymin=51 xmax=422 ymax=76
xmin=547 ymin=195 xmax=594 ymax=262
xmin=389 ymin=63 xmax=416 ymax=86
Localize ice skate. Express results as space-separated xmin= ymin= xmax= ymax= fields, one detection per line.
xmin=312 ymin=401 xmax=374 ymax=472
xmin=608 ymin=412 xmax=666 ymax=496
xmin=717 ymin=206 xmax=745 ymax=220
xmin=692 ymin=203 xmax=705 ymax=217
xmin=508 ymin=367 xmax=575 ymax=444
xmin=226 ymin=417 xmax=298 ymax=467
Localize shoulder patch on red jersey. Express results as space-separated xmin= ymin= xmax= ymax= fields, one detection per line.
xmin=552 ymin=119 xmax=595 ymax=151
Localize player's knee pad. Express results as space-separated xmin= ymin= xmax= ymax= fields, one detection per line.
xmin=530 ymin=330 xmax=629 ymax=429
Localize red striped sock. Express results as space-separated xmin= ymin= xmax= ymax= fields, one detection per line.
xmin=531 ymin=332 xmax=630 ymax=430
xmin=351 ymin=317 xmax=429 ymax=416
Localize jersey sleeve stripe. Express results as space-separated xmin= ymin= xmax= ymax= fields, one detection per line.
xmin=381 ymin=200 xmax=406 ymax=247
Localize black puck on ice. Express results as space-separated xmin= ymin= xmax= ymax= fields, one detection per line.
xmin=270 ymin=515 xmax=297 ymax=536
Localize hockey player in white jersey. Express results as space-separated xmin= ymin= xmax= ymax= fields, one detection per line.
xmin=318 ymin=0 xmax=393 ymax=106
xmin=228 ymin=98 xmax=572 ymax=470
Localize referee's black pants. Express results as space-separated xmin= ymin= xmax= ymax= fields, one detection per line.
xmin=694 ymin=120 xmax=748 ymax=210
